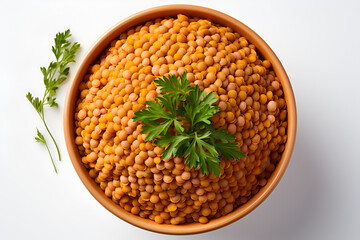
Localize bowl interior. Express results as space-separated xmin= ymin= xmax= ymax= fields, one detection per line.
xmin=64 ymin=4 xmax=296 ymax=235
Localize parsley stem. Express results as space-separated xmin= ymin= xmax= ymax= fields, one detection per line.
xmin=44 ymin=140 xmax=57 ymax=173
xmin=36 ymin=109 xmax=62 ymax=162
xmin=48 ymin=63 xmax=60 ymax=84
xmin=41 ymin=117 xmax=61 ymax=162
xmin=38 ymin=88 xmax=62 ymax=162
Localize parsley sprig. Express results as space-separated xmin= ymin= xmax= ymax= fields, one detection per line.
xmin=26 ymin=30 xmax=80 ymax=172
xmin=133 ymin=73 xmax=245 ymax=176
xmin=35 ymin=129 xmax=57 ymax=173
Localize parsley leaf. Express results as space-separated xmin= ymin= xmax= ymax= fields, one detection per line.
xmin=154 ymin=73 xmax=191 ymax=101
xmin=142 ymin=119 xmax=173 ymax=141
xmin=133 ymin=100 xmax=173 ymax=125
xmin=133 ymin=73 xmax=245 ymax=176
xmin=157 ymin=134 xmax=190 ymax=160
xmin=35 ymin=128 xmax=46 ymax=144
xmin=216 ymin=142 xmax=246 ymax=160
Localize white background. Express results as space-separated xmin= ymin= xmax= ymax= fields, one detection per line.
xmin=1 ymin=0 xmax=359 ymax=239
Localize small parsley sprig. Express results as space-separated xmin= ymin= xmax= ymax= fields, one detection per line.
xmin=26 ymin=30 xmax=80 ymax=172
xmin=133 ymin=73 xmax=245 ymax=176
xmin=35 ymin=129 xmax=57 ymax=173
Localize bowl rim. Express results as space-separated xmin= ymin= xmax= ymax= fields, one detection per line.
xmin=63 ymin=4 xmax=297 ymax=235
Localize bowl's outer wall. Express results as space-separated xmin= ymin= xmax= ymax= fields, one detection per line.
xmin=64 ymin=4 xmax=297 ymax=235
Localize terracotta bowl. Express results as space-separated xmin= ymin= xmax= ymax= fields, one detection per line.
xmin=63 ymin=4 xmax=297 ymax=235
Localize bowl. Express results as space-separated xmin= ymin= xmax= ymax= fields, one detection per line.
xmin=63 ymin=4 xmax=297 ymax=235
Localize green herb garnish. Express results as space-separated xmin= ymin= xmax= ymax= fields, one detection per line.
xmin=35 ymin=129 xmax=57 ymax=173
xmin=26 ymin=30 xmax=80 ymax=172
xmin=133 ymin=73 xmax=245 ymax=176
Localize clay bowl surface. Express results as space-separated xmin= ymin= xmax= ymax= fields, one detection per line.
xmin=64 ymin=4 xmax=297 ymax=235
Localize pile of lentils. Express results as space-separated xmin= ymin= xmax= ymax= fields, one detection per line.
xmin=74 ymin=14 xmax=288 ymax=224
